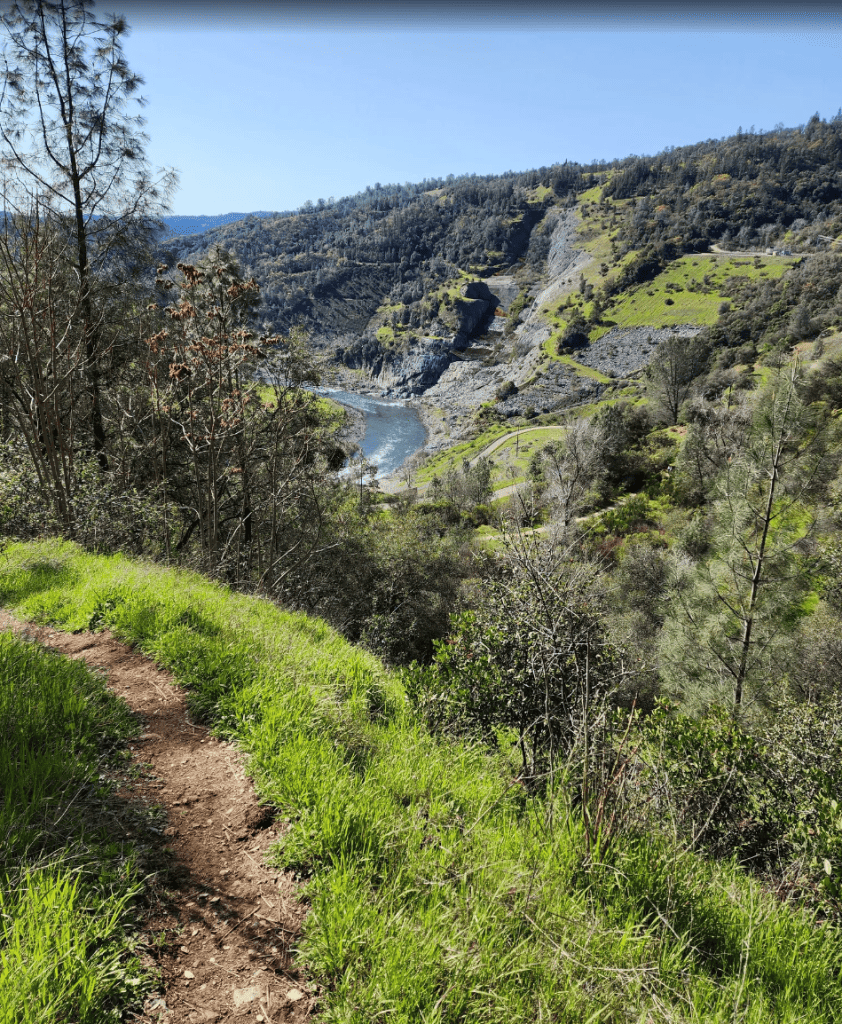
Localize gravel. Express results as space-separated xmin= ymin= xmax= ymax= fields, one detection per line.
xmin=571 ymin=325 xmax=702 ymax=379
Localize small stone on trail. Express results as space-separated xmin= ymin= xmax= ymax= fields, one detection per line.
xmin=232 ymin=985 xmax=262 ymax=1008
xmin=183 ymin=969 xmax=195 ymax=979
xmin=286 ymin=988 xmax=305 ymax=1002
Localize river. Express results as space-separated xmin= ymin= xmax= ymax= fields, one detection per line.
xmin=314 ymin=388 xmax=427 ymax=478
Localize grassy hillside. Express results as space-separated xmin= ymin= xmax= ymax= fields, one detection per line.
xmin=2 ymin=540 xmax=842 ymax=1023
xmin=595 ymin=253 xmax=793 ymax=332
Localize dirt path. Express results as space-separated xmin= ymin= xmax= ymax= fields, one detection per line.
xmin=708 ymin=244 xmax=805 ymax=258
xmin=0 ymin=611 xmax=313 ymax=1024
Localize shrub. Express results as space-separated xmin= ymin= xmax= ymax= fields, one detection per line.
xmin=406 ymin=550 xmax=627 ymax=776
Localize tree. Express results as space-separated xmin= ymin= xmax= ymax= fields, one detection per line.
xmin=440 ymin=456 xmax=493 ymax=516
xmin=146 ymin=250 xmax=328 ymax=580
xmin=660 ymin=362 xmax=841 ymax=710
xmin=530 ymin=419 xmax=601 ymax=530
xmin=0 ymin=0 xmax=176 ymax=468
xmin=645 ymin=333 xmax=708 ymax=425
xmin=399 ymin=450 xmax=425 ymax=490
xmin=347 ymin=451 xmax=379 ymax=505
xmin=0 ymin=208 xmax=83 ymax=533
xmin=590 ymin=400 xmax=652 ymax=499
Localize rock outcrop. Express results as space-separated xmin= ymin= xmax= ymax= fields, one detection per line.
xmin=376 ymin=337 xmax=453 ymax=396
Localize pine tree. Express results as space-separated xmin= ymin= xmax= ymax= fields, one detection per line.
xmin=660 ymin=362 xmax=840 ymax=711
xmin=0 ymin=0 xmax=176 ymax=469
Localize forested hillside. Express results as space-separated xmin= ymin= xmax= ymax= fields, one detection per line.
xmin=604 ymin=114 xmax=842 ymax=254
xmin=159 ymin=165 xmax=582 ymax=342
xmin=158 ymin=114 xmax=842 ymax=416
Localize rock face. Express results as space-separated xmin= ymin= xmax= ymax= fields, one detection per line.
xmin=370 ymin=281 xmax=499 ymax=396
xmin=526 ymin=209 xmax=593 ymax=315
xmin=375 ymin=337 xmax=454 ymax=396
xmin=453 ymin=283 xmax=492 ymax=346
xmin=483 ymin=275 xmax=520 ymax=311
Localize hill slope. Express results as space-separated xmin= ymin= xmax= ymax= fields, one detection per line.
xmin=158 ymin=116 xmax=842 ymax=429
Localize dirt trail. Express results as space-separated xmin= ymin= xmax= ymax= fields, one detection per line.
xmin=0 ymin=611 xmax=313 ymax=1024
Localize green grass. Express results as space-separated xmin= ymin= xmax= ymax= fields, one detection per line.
xmin=420 ymin=426 xmax=567 ymax=486
xmin=594 ymin=255 xmax=792 ymax=332
xmin=2 ymin=540 xmax=842 ymax=1022
xmin=0 ymin=626 xmax=148 ymax=1022
xmin=254 ymin=385 xmax=345 ymax=427
xmin=478 ymin=427 xmax=568 ymax=488
xmin=416 ymin=422 xmax=517 ymax=483
xmin=554 ymin=353 xmax=614 ymax=382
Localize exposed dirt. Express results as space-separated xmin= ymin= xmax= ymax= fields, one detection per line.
xmin=0 ymin=611 xmax=314 ymax=1024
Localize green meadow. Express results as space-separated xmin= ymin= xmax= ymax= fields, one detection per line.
xmin=595 ymin=254 xmax=795 ymax=334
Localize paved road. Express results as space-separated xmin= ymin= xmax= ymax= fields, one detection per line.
xmin=470 ymin=424 xmax=565 ymax=464
xmin=381 ymin=424 xmax=566 ymax=497
xmin=708 ymin=244 xmax=804 ymax=258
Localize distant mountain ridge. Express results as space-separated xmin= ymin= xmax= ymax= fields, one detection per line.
xmin=160 ymin=210 xmax=280 ymax=238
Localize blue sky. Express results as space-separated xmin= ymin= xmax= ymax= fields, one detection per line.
xmin=117 ymin=5 xmax=842 ymax=215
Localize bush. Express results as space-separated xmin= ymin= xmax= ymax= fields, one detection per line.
xmin=495 ymin=380 xmax=517 ymax=400
xmin=637 ymin=699 xmax=842 ymax=915
xmin=405 ymin=551 xmax=626 ymax=776
xmin=593 ymin=493 xmax=657 ymax=537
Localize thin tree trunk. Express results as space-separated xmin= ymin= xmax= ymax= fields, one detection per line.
xmin=732 ymin=385 xmax=792 ymax=706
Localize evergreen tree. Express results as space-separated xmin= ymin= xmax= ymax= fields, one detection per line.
xmin=660 ymin=363 xmax=840 ymax=711
xmin=645 ymin=333 xmax=709 ymax=425
xmin=0 ymin=0 xmax=176 ymax=467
